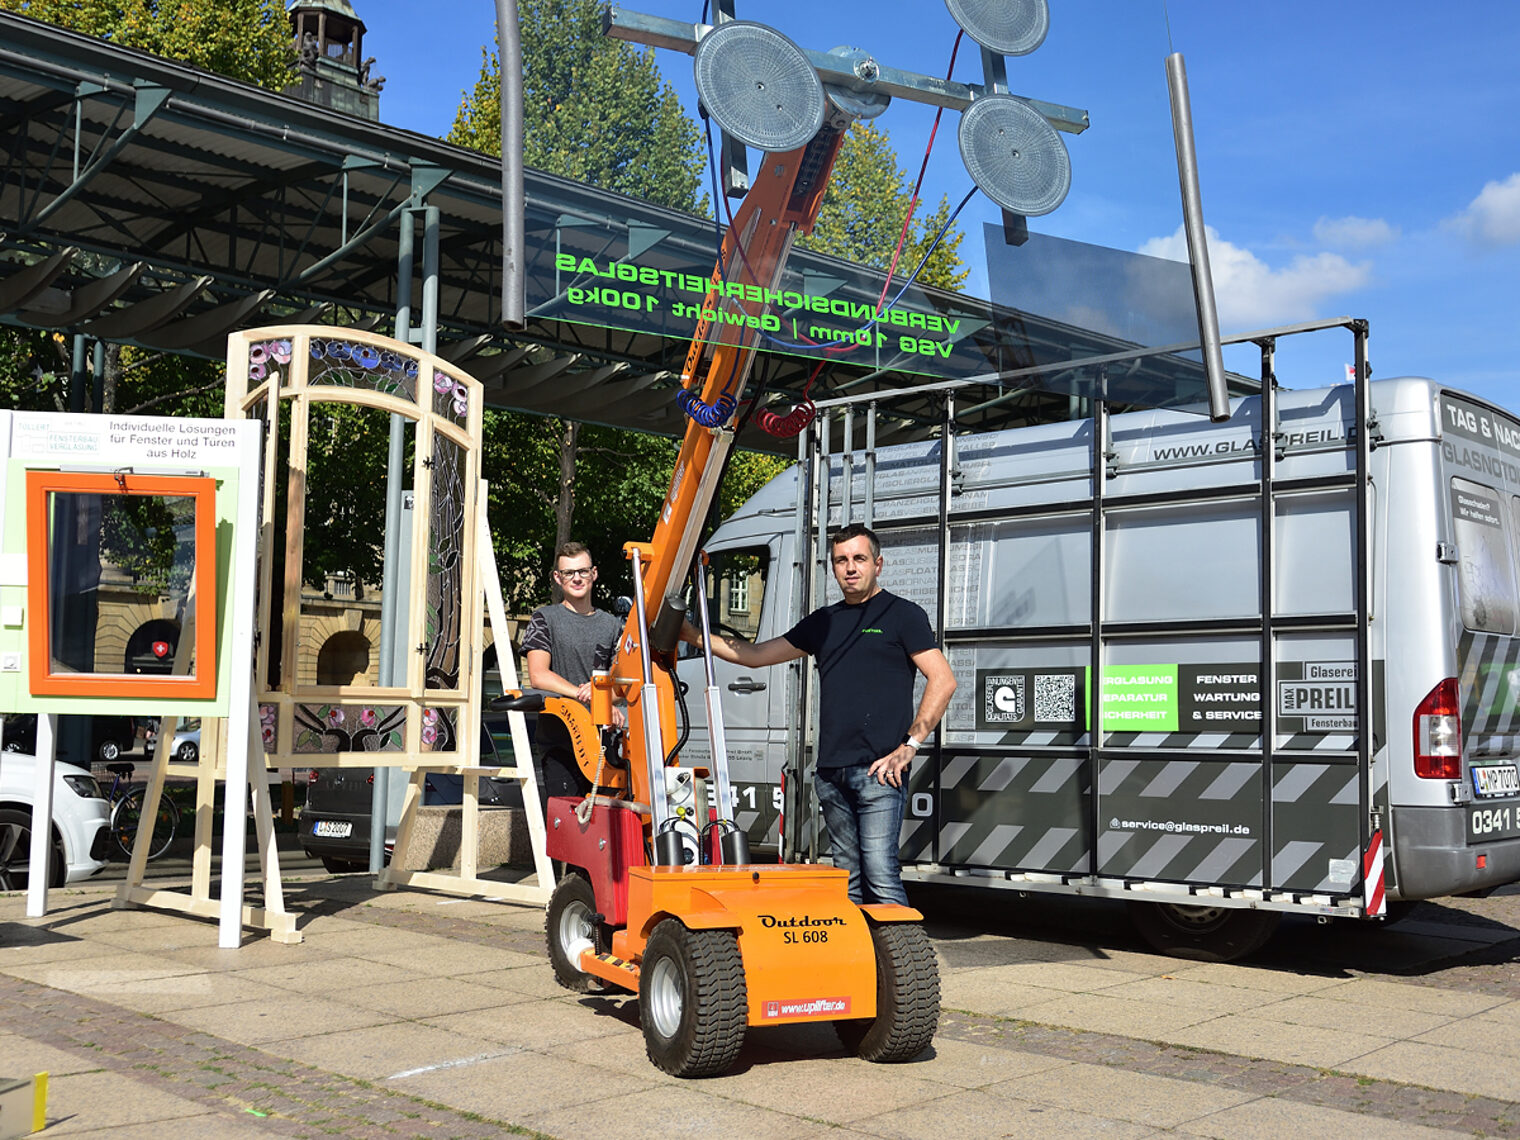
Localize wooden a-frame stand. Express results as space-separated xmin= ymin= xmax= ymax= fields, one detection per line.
xmin=111 ymin=515 xmax=553 ymax=940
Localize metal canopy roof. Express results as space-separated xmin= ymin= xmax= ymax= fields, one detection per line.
xmin=0 ymin=12 xmax=1251 ymax=453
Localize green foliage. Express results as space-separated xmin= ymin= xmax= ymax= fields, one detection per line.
xmin=0 ymin=0 xmax=294 ymax=89
xmin=480 ymin=409 xmax=788 ymax=609
xmin=802 ymin=121 xmax=969 ymax=293
xmin=300 ymin=402 xmax=394 ymax=590
xmin=98 ymin=492 xmax=193 ymax=596
xmin=0 ymin=0 xmax=292 ymax=418
xmin=449 ymin=0 xmax=706 ymax=214
xmin=717 ymin=450 xmax=789 ymax=519
xmin=0 ymin=329 xmax=66 ymax=411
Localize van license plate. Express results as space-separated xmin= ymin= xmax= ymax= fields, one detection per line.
xmin=1472 ymin=764 xmax=1520 ymax=798
xmin=312 ymin=820 xmax=353 ymax=838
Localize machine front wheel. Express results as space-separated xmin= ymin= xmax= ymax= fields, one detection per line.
xmin=639 ymin=919 xmax=747 ymax=1077
xmin=545 ymin=872 xmax=607 ymax=993
xmin=835 ymin=920 xmax=940 ymax=1063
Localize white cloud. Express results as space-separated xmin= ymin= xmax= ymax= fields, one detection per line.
xmin=1450 ymin=172 xmax=1520 ymax=247
xmin=1312 ymin=215 xmax=1399 ymax=249
xmin=1137 ymin=225 xmax=1371 ymax=331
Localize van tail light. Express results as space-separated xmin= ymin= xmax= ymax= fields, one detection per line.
xmin=1413 ymin=677 xmax=1462 ymax=779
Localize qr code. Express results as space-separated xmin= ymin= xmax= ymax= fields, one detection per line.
xmin=983 ymin=675 xmax=1024 ymax=723
xmin=1033 ymin=674 xmax=1076 ymax=724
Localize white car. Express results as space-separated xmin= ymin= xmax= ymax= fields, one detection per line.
xmin=0 ymin=752 xmax=111 ymax=890
xmin=169 ymin=721 xmax=200 ymax=764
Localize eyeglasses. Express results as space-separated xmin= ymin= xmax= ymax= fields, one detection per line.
xmin=557 ymin=566 xmax=594 ymax=581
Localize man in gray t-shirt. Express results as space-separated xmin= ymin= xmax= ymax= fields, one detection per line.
xmin=521 ymin=541 xmax=622 ymax=798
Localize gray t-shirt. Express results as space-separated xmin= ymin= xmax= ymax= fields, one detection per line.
xmin=521 ymin=603 xmax=621 ymax=687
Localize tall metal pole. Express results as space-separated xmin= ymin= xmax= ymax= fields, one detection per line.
xmin=497 ymin=0 xmax=524 ymax=328
xmin=373 ymin=210 xmax=415 ymax=872
xmin=1165 ymin=53 xmax=1230 ymax=423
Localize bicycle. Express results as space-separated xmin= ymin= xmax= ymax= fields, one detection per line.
xmin=103 ymin=762 xmax=180 ymax=861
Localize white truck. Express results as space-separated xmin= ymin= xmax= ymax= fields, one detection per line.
xmin=679 ymin=322 xmax=1520 ymax=960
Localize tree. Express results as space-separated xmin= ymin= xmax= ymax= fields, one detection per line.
xmin=451 ymin=0 xmax=726 ymax=593
xmin=0 ymin=0 xmax=293 ymax=90
xmin=448 ymin=0 xmax=706 ymax=213
xmin=802 ymin=120 xmax=969 ymax=293
xmin=0 ymin=0 xmax=295 ymax=418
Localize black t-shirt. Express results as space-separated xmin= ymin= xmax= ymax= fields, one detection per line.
xmin=784 ymin=589 xmax=938 ymax=769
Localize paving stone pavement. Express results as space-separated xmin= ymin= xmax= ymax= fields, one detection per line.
xmin=2 ymin=875 xmax=1517 ymax=1138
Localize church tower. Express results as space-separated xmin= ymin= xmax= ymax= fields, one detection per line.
xmin=284 ymin=1 xmax=384 ymax=122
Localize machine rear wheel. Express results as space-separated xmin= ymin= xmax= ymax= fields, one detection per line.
xmin=545 ymin=872 xmax=607 ymax=993
xmin=1127 ymin=901 xmax=1280 ymax=962
xmin=639 ymin=919 xmax=747 ymax=1077
xmin=835 ymin=920 xmax=940 ymax=1063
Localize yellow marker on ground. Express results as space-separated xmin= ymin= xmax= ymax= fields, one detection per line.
xmin=31 ymin=1073 xmax=45 ymax=1134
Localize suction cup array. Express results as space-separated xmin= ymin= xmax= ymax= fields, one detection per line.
xmin=958 ymin=94 xmax=1071 ymax=216
xmin=943 ymin=0 xmax=1049 ymax=56
xmin=693 ymin=21 xmax=826 ymax=153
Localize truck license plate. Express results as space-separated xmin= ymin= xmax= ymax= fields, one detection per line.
xmin=1472 ymin=764 xmax=1520 ymax=798
xmin=312 ymin=820 xmax=353 ymax=838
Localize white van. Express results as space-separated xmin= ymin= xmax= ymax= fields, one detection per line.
xmin=680 ymin=358 xmax=1520 ymax=960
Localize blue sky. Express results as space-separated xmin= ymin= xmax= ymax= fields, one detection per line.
xmin=361 ymin=1 xmax=1519 ymax=411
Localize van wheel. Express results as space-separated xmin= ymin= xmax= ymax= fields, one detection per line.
xmin=835 ymin=921 xmax=940 ymax=1062
xmin=639 ymin=919 xmax=747 ymax=1077
xmin=545 ymin=872 xmax=607 ymax=993
xmin=1128 ymin=901 xmax=1280 ymax=962
xmin=0 ymin=808 xmax=65 ymax=890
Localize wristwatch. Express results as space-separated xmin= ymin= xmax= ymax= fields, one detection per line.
xmin=903 ymin=735 xmax=923 ymax=751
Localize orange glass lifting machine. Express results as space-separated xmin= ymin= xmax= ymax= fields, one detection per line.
xmin=495 ymin=22 xmax=944 ymax=1079
xmin=498 ymin=0 xmax=1089 ymax=1075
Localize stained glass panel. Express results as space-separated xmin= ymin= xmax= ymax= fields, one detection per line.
xmin=292 ymin=703 xmax=405 ymax=753
xmin=308 ymin=338 xmax=417 ymax=401
xmin=424 ymin=433 xmax=466 ymax=691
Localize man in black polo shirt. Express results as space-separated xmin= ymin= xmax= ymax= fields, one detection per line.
xmin=684 ymin=524 xmax=956 ymax=905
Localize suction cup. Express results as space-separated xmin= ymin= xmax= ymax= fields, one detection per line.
xmin=693 ymin=21 xmax=826 ymax=153
xmin=958 ymin=94 xmax=1071 ymax=216
xmin=944 ymin=0 xmax=1049 ymax=56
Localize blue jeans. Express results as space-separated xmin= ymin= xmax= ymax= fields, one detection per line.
xmin=814 ymin=764 xmax=908 ymax=906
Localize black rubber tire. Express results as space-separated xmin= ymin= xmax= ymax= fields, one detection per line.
xmin=110 ymin=790 xmax=179 ymax=861
xmin=0 ymin=807 xmax=65 ymax=890
xmin=639 ymin=919 xmax=747 ymax=1078
xmin=97 ymin=738 xmax=122 ymax=763
xmin=1127 ymin=901 xmax=1281 ymax=963
xmin=545 ymin=872 xmax=607 ymax=993
xmin=175 ymin=741 xmax=199 ymax=764
xmin=835 ymin=921 xmax=940 ymax=1062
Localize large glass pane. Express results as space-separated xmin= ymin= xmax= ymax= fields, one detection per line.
xmin=45 ymin=491 xmax=196 ymax=678
xmin=424 ymin=433 xmax=466 ymax=691
xmin=298 ymin=402 xmax=414 ymax=689
xmin=703 ymin=547 xmax=769 ymax=641
xmin=1452 ymin=478 xmax=1516 ymax=633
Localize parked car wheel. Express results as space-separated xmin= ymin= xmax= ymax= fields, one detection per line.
xmin=96 ymin=737 xmax=122 ymax=763
xmin=175 ymin=740 xmax=199 ymax=764
xmin=0 ymin=807 xmax=65 ymax=890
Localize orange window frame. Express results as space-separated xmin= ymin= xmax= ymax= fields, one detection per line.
xmin=25 ymin=470 xmax=218 ymax=699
